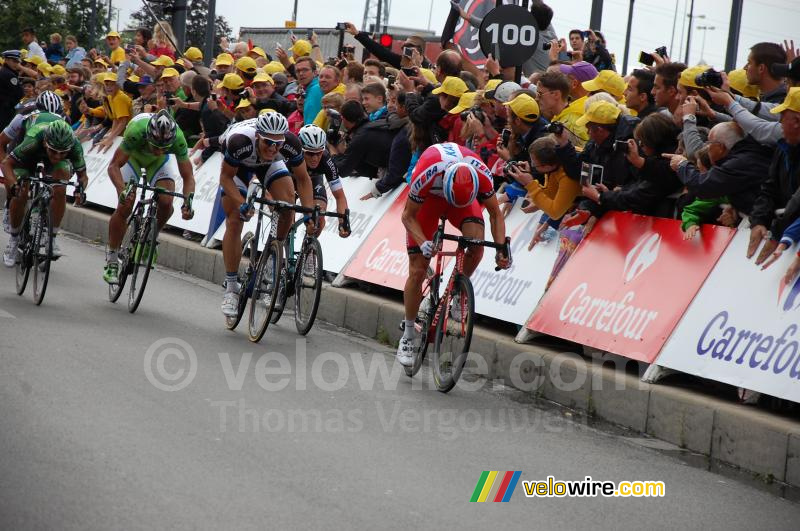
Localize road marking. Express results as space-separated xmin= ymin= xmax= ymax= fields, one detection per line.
xmin=0 ymin=307 xmax=17 ymax=319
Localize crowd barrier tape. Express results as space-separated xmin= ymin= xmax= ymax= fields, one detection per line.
xmin=526 ymin=212 xmax=735 ymax=363
xmin=81 ymin=139 xmax=220 ymax=236
xmin=655 ymin=228 xmax=800 ymax=403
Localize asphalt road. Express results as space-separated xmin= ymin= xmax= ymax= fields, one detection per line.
xmin=0 ymin=230 xmax=798 ymax=530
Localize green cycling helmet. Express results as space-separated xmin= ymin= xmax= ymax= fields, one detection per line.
xmin=44 ymin=120 xmax=75 ymax=152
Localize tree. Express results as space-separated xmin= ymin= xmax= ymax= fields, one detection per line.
xmin=128 ymin=0 xmax=232 ymax=57
xmin=0 ymin=0 xmax=64 ymax=51
xmin=64 ymin=0 xmax=110 ymax=50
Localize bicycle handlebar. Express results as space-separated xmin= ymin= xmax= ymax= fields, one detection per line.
xmin=433 ymin=215 xmax=511 ymax=271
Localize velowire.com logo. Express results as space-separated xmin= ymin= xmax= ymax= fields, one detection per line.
xmin=470 ymin=471 xmax=522 ymax=502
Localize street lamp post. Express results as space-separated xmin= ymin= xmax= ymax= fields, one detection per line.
xmin=697 ymin=25 xmax=715 ymax=64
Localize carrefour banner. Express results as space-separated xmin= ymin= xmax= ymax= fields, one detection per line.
xmin=656 ymin=228 xmax=800 ymax=402
xmin=527 ymin=212 xmax=735 ymax=363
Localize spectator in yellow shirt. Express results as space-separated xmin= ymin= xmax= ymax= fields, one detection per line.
xmin=536 ymin=70 xmax=588 ymax=146
xmin=106 ymin=31 xmax=126 ymax=66
xmin=91 ymin=73 xmax=132 ymax=152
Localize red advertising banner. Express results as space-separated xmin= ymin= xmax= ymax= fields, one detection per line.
xmin=527 ymin=212 xmax=735 ymax=362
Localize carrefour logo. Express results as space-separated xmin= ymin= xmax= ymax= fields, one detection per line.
xmin=778 ymin=275 xmax=800 ymax=313
xmin=622 ymin=233 xmax=661 ymax=283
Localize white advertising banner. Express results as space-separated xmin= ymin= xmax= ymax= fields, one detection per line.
xmin=656 ymin=228 xmax=800 ymax=403
xmin=440 ymin=202 xmax=559 ymax=325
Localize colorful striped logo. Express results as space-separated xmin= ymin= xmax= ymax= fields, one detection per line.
xmin=470 ymin=471 xmax=522 ymax=502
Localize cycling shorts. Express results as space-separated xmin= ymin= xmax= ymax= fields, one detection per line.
xmin=406 ymin=195 xmax=484 ymax=254
xmin=121 ymin=156 xmax=177 ymax=185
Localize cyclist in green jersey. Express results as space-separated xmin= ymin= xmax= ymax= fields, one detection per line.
xmin=103 ymin=110 xmax=195 ymax=284
xmin=2 ymin=120 xmax=88 ymax=266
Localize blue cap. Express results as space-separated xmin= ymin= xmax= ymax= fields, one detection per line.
xmin=2 ymin=50 xmax=21 ymax=60
xmin=137 ymin=75 xmax=154 ymax=85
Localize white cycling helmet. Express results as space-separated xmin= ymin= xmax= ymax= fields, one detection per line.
xmin=298 ymin=124 xmax=327 ymax=151
xmin=36 ymin=90 xmax=63 ymax=115
xmin=255 ymin=111 xmax=289 ymax=137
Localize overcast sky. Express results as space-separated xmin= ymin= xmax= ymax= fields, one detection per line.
xmin=112 ymin=0 xmax=797 ymax=71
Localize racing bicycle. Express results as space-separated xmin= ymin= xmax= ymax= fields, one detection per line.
xmin=14 ymin=163 xmax=84 ymax=305
xmin=108 ymin=168 xmax=192 ymax=313
xmin=404 ymin=215 xmax=510 ymax=393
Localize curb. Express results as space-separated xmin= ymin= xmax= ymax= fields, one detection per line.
xmin=59 ymin=205 xmax=800 ymax=488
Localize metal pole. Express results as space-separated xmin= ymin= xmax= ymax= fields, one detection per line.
xmin=427 ymin=0 xmax=434 ymax=31
xmin=172 ymin=0 xmax=188 ymax=51
xmin=669 ymin=0 xmax=679 ymax=58
xmin=292 ymin=0 xmax=299 ymax=22
xmin=589 ymin=0 xmax=604 ymax=31
xmin=677 ymin=0 xmax=687 ymax=60
xmin=724 ymin=0 xmax=743 ymax=71
xmin=684 ymin=0 xmax=694 ymax=64
xmin=621 ymin=0 xmax=635 ymax=75
xmin=376 ymin=0 xmax=383 ymax=34
xmin=107 ymin=0 xmax=113 ymax=32
xmin=203 ymin=0 xmax=216 ymax=64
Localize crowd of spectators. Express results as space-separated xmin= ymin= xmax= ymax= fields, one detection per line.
xmin=2 ymin=4 xmax=800 ymax=363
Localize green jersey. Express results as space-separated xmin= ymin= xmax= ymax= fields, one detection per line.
xmin=11 ymin=120 xmax=86 ymax=173
xmin=120 ymin=113 xmax=189 ymax=173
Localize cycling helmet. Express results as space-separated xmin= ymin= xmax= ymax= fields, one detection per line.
xmin=146 ymin=110 xmax=177 ymax=148
xmin=298 ymin=124 xmax=326 ymax=151
xmin=36 ymin=90 xmax=63 ymax=115
xmin=443 ymin=162 xmax=479 ymax=208
xmin=255 ymin=111 xmax=289 ymax=137
xmin=43 ymin=120 xmax=75 ymax=152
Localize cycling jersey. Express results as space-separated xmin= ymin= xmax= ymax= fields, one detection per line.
xmin=3 ymin=111 xmax=61 ymax=149
xmin=307 ymin=150 xmax=342 ymax=202
xmin=218 ymin=118 xmax=303 ymax=169
xmin=11 ymin=121 xmax=86 ymax=178
xmin=409 ymin=142 xmax=494 ymax=205
xmin=219 ymin=119 xmax=290 ymax=191
xmin=120 ymin=113 xmax=189 ymax=179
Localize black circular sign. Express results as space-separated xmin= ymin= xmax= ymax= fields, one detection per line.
xmin=478 ymin=5 xmax=539 ymax=68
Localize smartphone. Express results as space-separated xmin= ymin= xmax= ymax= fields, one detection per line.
xmin=655 ymin=46 xmax=668 ymax=58
xmin=639 ymin=51 xmax=654 ymax=66
xmin=276 ymin=42 xmax=284 ymax=50
xmin=591 ymin=165 xmax=604 ymax=185
xmin=288 ymin=29 xmax=295 ymax=40
xmin=501 ymin=128 xmax=511 ymax=147
xmin=387 ymin=75 xmax=396 ymax=86
xmin=580 ymin=163 xmax=604 ymax=186
xmin=307 ymin=28 xmax=314 ymax=39
xmin=403 ymin=47 xmax=414 ymax=58
xmin=335 ymin=22 xmax=347 ymax=31
xmin=401 ymin=67 xmax=417 ymax=77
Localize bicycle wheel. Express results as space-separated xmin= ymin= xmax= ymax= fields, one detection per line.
xmin=248 ymin=239 xmax=283 ymax=342
xmin=294 ymin=237 xmax=323 ymax=335
xmin=269 ymin=238 xmax=291 ymax=325
xmin=32 ymin=202 xmax=53 ymax=306
xmin=127 ymin=216 xmax=157 ymax=313
xmin=405 ymin=276 xmax=439 ymax=378
xmin=432 ymin=274 xmax=475 ymax=393
xmin=109 ymin=215 xmax=138 ymax=303
xmin=225 ymin=232 xmax=255 ymax=330
xmin=15 ymin=205 xmax=34 ymax=296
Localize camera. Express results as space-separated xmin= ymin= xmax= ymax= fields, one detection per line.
xmin=126 ymin=44 xmax=135 ymax=54
xmin=401 ymin=66 xmax=418 ymax=77
xmin=542 ymin=41 xmax=552 ymax=51
xmin=307 ymin=28 xmax=314 ymax=39
xmin=614 ymin=139 xmax=630 ymax=152
xmin=695 ymin=68 xmax=723 ymax=89
xmin=502 ymin=160 xmax=519 ymax=182
xmin=387 ymin=74 xmax=396 ymax=86
xmin=336 ymin=22 xmax=347 ymax=31
xmin=163 ymin=91 xmax=173 ymax=101
xmin=326 ymin=109 xmax=343 ymax=145
xmin=459 ymin=106 xmax=485 ymax=124
xmin=638 ymin=51 xmax=655 ymax=66
xmin=403 ymin=47 xmax=414 ymax=58
xmin=501 ymin=128 xmax=511 ymax=147
xmin=655 ymin=46 xmax=667 ymax=58
xmin=545 ymin=121 xmax=564 ymax=135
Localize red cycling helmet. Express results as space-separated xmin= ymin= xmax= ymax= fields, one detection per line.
xmin=443 ymin=162 xmax=479 ymax=208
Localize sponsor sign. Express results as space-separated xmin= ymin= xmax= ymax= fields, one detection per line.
xmin=656 ymin=229 xmax=800 ymax=402
xmin=527 ymin=212 xmax=734 ymax=362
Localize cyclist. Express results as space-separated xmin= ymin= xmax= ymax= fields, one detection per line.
xmin=2 ymin=120 xmax=88 ymax=267
xmin=397 ymin=142 xmax=511 ymax=367
xmin=2 ymin=91 xmax=64 ymax=233
xmin=103 ymin=110 xmax=195 ymax=284
xmin=214 ymin=111 xmax=315 ymax=317
xmin=297 ymin=124 xmax=350 ymax=237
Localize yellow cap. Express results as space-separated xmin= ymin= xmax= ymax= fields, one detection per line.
xmin=150 ymin=55 xmax=175 ymax=67
xmin=770 ymin=87 xmax=800 ymax=114
xmin=728 ymin=69 xmax=759 ymax=99
xmin=175 ymin=58 xmax=189 ymax=68
xmin=253 ymin=72 xmax=274 ymax=84
xmin=222 ymin=73 xmax=245 ymax=91
xmin=484 ymin=79 xmax=502 ymax=92
xmin=160 ymin=67 xmax=179 ymax=79
xmin=215 ymin=53 xmax=234 ymax=66
xmin=431 ymin=76 xmax=468 ymax=98
xmin=258 ymin=108 xmax=278 ymax=116
xmin=679 ymin=65 xmax=707 ymax=90
xmin=581 ymin=70 xmax=626 ymax=98
xmin=106 ymin=31 xmax=121 ymax=39
xmin=128 ymin=74 xmax=140 ymax=83
xmin=37 ymin=62 xmax=53 ymax=76
xmin=419 ymin=67 xmax=437 ymax=85
xmin=503 ymin=93 xmax=540 ymax=122
xmin=236 ymin=56 xmax=257 ymax=73
xmin=236 ymin=98 xmax=252 ymax=109
xmin=51 ymin=64 xmax=66 ymax=76
xmin=249 ymin=47 xmax=267 ymax=59
xmin=576 ymin=100 xmax=621 ymax=126
xmin=25 ymin=55 xmax=43 ymax=65
xmin=184 ymin=46 xmax=203 ymax=62
xmin=291 ymin=39 xmax=312 ymax=58
xmin=94 ymin=58 xmax=109 ymax=67
xmin=449 ymin=92 xmax=477 ymax=115
xmin=263 ymin=61 xmax=286 ymax=74
xmin=99 ymin=72 xmax=117 ymax=83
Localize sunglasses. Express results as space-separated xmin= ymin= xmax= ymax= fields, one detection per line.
xmin=259 ymin=136 xmax=285 ymax=147
xmin=304 ymin=149 xmax=323 ymax=156
xmin=45 ymin=144 xmax=71 ymax=155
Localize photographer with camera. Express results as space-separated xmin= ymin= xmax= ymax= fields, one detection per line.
xmin=329 ymin=100 xmax=394 ymax=178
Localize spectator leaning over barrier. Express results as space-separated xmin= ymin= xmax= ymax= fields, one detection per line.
xmin=247 ymin=72 xmax=292 ymax=116
xmin=746 ymin=42 xmax=788 ymax=104
xmin=536 ymin=70 xmax=587 ymax=146
xmin=235 ymin=56 xmax=258 ymax=88
xmin=748 ymin=87 xmax=800 ymax=266
xmin=406 ymin=73 xmax=467 ymax=146
xmin=329 ymin=99 xmax=394 ymax=178
xmin=653 ymin=62 xmax=687 ymax=118
xmin=362 ymin=91 xmax=412 ymax=199
xmin=90 ymin=72 xmax=132 ymax=153
xmin=664 ymin=120 xmax=772 ymax=221
xmin=625 ymin=69 xmax=658 ymax=119
xmin=581 ymin=69 xmax=626 ymax=105
xmin=556 ymin=61 xmax=598 ymax=119
xmin=498 ymin=93 xmax=549 ymax=166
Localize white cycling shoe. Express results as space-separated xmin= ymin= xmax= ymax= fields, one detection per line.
xmin=396 ymin=337 xmax=415 ymax=367
xmin=221 ymin=291 xmax=240 ymax=317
